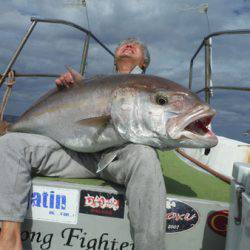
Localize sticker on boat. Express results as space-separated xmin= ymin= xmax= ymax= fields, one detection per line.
xmin=79 ymin=190 xmax=125 ymax=218
xmin=26 ymin=185 xmax=80 ymax=224
xmin=21 ymin=227 xmax=134 ymax=249
xmin=166 ymin=198 xmax=199 ymax=233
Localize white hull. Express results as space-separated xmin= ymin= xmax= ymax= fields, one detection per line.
xmin=180 ymin=136 xmax=250 ymax=179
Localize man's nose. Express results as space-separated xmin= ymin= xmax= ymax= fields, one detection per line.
xmin=125 ymin=44 xmax=133 ymax=48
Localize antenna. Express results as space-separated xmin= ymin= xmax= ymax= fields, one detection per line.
xmin=199 ymin=4 xmax=211 ymax=34
xmin=198 ymin=3 xmax=208 ymax=13
xmin=64 ymin=0 xmax=90 ymax=30
xmin=64 ymin=0 xmax=91 ymax=74
xmin=177 ymin=3 xmax=211 ymax=34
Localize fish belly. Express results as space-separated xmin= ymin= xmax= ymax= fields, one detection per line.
xmin=62 ymin=125 xmax=126 ymax=153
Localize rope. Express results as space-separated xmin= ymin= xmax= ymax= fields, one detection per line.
xmin=0 ymin=70 xmax=16 ymax=121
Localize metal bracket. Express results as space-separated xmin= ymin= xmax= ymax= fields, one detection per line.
xmin=234 ymin=186 xmax=245 ymax=225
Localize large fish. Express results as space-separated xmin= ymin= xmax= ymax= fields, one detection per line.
xmin=9 ymin=71 xmax=218 ymax=153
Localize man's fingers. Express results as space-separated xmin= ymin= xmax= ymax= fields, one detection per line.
xmin=63 ymin=75 xmax=72 ymax=88
xmin=61 ymin=77 xmax=68 ymax=86
xmin=65 ymin=72 xmax=74 ymax=83
xmin=55 ymin=78 xmax=62 ymax=86
xmin=55 ymin=76 xmax=65 ymax=86
xmin=55 ymin=72 xmax=74 ymax=88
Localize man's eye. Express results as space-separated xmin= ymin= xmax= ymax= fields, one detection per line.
xmin=155 ymin=95 xmax=168 ymax=105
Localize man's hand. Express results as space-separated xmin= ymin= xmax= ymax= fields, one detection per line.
xmin=55 ymin=72 xmax=74 ymax=88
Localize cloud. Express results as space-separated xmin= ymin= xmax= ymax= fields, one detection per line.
xmin=0 ymin=0 xmax=250 ymax=142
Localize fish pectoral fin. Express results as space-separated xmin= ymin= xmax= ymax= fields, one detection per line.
xmin=77 ymin=115 xmax=111 ymax=144
xmin=76 ymin=115 xmax=111 ymax=127
xmin=97 ymin=152 xmax=118 ymax=173
xmin=65 ymin=65 xmax=84 ymax=84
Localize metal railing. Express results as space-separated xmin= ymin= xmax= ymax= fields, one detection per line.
xmin=189 ymin=29 xmax=250 ymax=104
xmin=0 ymin=17 xmax=115 ymax=88
xmin=0 ymin=17 xmax=115 ymax=121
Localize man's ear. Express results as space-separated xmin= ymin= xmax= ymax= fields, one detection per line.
xmin=141 ymin=62 xmax=147 ymax=72
xmin=65 ymin=65 xmax=84 ymax=83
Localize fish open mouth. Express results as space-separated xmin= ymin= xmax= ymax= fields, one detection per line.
xmin=184 ymin=115 xmax=214 ymax=137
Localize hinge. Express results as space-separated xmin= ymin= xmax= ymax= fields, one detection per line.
xmin=234 ymin=186 xmax=245 ymax=225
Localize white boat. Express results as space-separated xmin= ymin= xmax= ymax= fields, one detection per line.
xmin=0 ymin=17 xmax=249 ymax=250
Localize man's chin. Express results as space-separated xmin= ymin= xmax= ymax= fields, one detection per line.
xmin=118 ymin=54 xmax=133 ymax=59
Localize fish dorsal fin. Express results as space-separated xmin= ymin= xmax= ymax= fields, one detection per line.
xmin=65 ymin=65 xmax=84 ymax=84
xmin=76 ymin=115 xmax=111 ymax=127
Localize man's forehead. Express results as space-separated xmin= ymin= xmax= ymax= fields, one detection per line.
xmin=116 ymin=41 xmax=142 ymax=49
xmin=121 ymin=41 xmax=140 ymax=45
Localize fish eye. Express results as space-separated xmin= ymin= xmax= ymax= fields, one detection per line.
xmin=155 ymin=95 xmax=168 ymax=105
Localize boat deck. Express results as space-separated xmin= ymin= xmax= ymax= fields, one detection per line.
xmin=34 ymin=150 xmax=230 ymax=202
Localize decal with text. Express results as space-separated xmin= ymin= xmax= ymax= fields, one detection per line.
xmin=26 ymin=185 xmax=79 ymax=224
xmin=21 ymin=227 xmax=134 ymax=250
xmin=79 ymin=190 xmax=125 ymax=218
xmin=166 ymin=198 xmax=199 ymax=233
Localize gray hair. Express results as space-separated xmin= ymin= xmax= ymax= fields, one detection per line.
xmin=115 ymin=37 xmax=151 ymax=71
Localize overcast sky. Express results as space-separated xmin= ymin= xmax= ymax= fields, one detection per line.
xmin=0 ymin=0 xmax=250 ymax=142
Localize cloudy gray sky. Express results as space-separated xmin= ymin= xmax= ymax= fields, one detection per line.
xmin=0 ymin=0 xmax=250 ymax=142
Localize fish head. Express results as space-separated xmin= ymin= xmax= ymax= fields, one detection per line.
xmin=111 ymin=75 xmax=218 ymax=150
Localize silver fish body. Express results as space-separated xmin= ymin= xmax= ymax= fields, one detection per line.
xmin=10 ymin=74 xmax=218 ymax=152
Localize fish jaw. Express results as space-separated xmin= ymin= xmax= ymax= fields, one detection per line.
xmin=166 ymin=105 xmax=218 ymax=149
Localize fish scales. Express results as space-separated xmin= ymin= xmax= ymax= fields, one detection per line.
xmin=10 ymin=74 xmax=218 ymax=152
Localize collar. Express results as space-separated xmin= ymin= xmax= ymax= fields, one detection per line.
xmin=130 ymin=66 xmax=144 ymax=74
xmin=115 ymin=65 xmax=144 ymax=75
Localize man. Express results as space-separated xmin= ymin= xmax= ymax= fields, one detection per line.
xmin=0 ymin=38 xmax=166 ymax=250
xmin=55 ymin=38 xmax=150 ymax=86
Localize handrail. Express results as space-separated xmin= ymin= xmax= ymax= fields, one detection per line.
xmin=0 ymin=73 xmax=60 ymax=78
xmin=186 ymin=29 xmax=250 ymax=183
xmin=0 ymin=17 xmax=115 ymax=121
xmin=30 ymin=17 xmax=114 ymax=58
xmin=195 ymin=86 xmax=250 ymax=94
xmin=189 ymin=29 xmax=250 ymax=97
xmin=0 ymin=17 xmax=114 ymax=86
xmin=204 ymin=29 xmax=250 ymax=40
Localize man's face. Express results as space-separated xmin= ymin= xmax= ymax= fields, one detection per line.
xmin=115 ymin=42 xmax=146 ymax=68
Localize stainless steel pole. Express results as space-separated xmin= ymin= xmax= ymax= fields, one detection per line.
xmin=204 ymin=37 xmax=212 ymax=104
xmin=0 ymin=20 xmax=37 ymax=88
xmin=80 ymin=33 xmax=90 ymax=76
xmin=189 ymin=61 xmax=193 ymax=90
